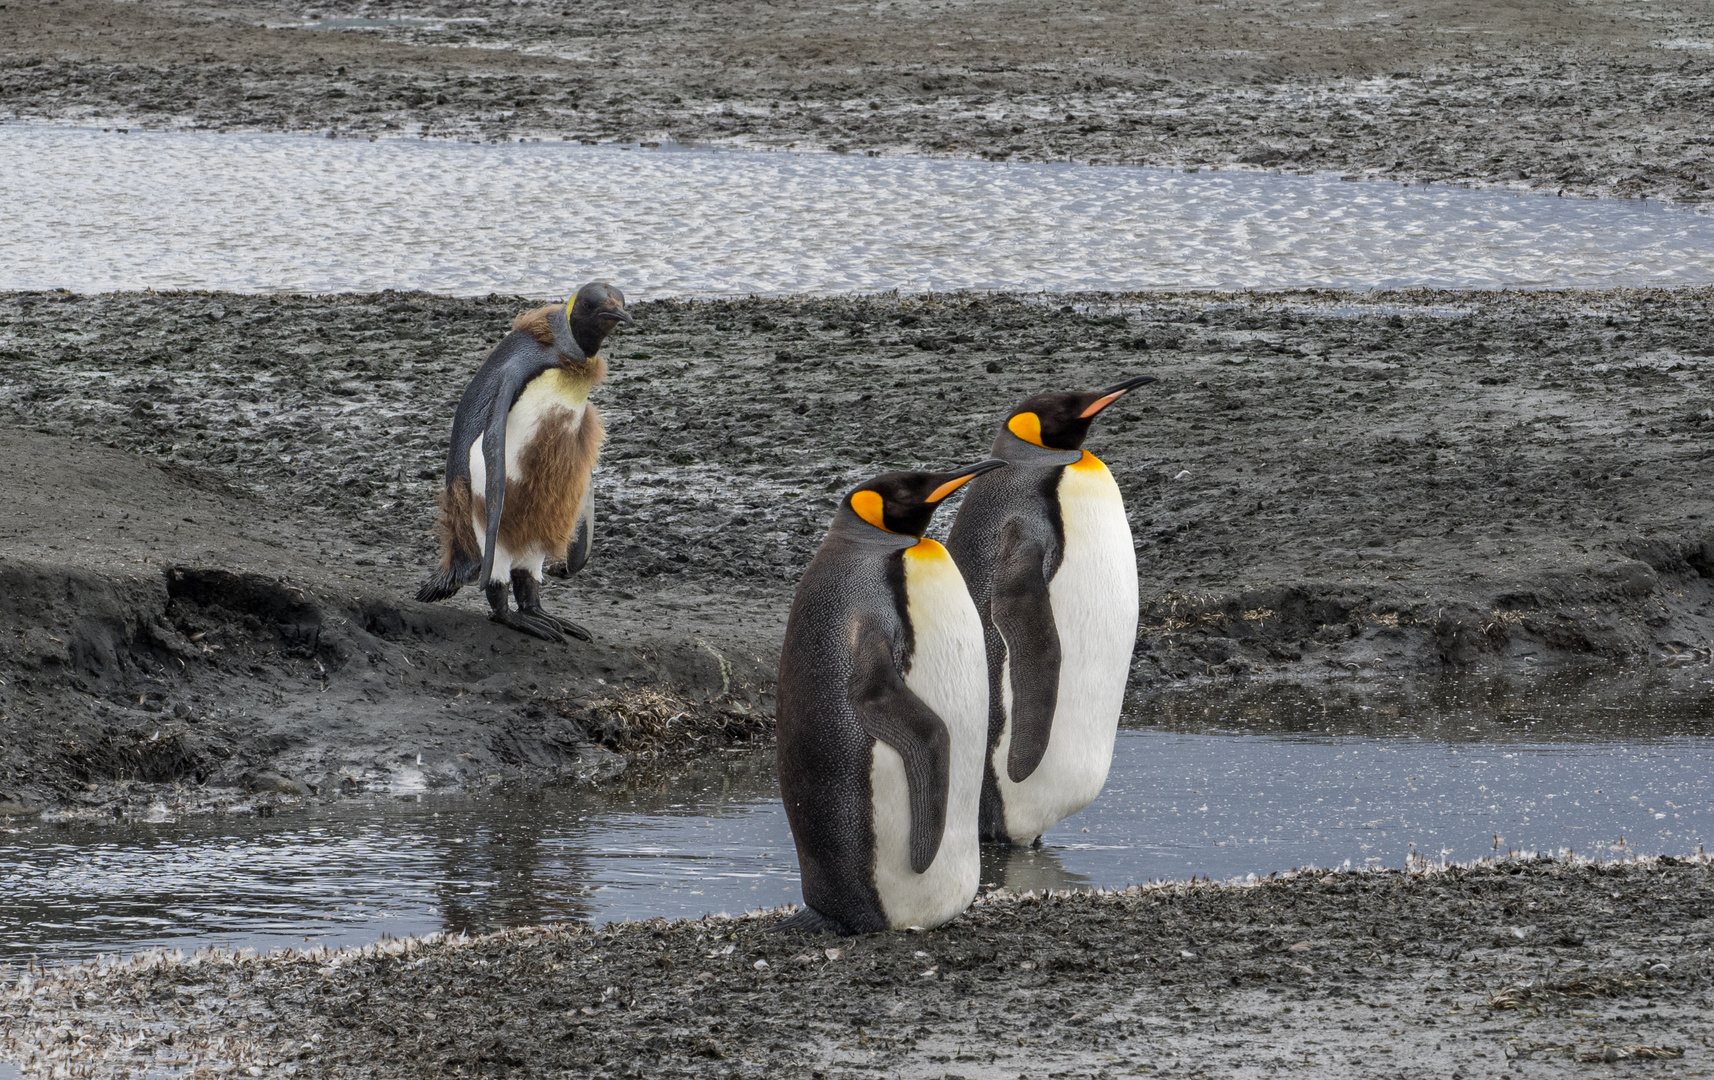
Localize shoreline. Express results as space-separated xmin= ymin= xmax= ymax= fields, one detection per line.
xmin=2 ymin=285 xmax=1711 ymax=814
xmin=6 ymin=853 xmax=1710 ymax=1078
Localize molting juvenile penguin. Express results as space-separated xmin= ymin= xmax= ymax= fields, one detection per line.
xmin=776 ymin=459 xmax=1007 ymax=934
xmin=945 ymin=375 xmax=1156 ymax=845
xmin=415 ymin=282 xmax=632 ymax=642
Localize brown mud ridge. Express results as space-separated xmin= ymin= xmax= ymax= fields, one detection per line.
xmin=2 ymin=287 xmax=1712 ymax=814
xmin=5 ymin=856 xmax=1710 ymax=1078
xmin=2 ymin=0 xmax=1713 ymax=203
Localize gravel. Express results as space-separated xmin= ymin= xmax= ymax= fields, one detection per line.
xmin=6 ymin=855 xmax=1710 ymax=1078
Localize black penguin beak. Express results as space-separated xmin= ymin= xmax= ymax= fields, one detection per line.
xmin=1079 ymin=374 xmax=1158 ymax=419
xmin=601 ymin=308 xmax=634 ymax=326
xmin=926 ymin=459 xmax=1007 ymax=503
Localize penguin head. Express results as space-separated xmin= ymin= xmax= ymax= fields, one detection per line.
xmin=843 ymin=460 xmax=1009 ymax=537
xmin=567 ymin=281 xmax=634 ymax=357
xmin=1003 ymin=374 xmax=1158 ymax=451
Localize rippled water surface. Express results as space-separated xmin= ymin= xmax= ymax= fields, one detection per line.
xmin=5 ymin=124 xmax=1714 ymax=295
xmin=5 ymin=678 xmax=1710 ymax=966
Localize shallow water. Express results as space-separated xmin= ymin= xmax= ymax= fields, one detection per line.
xmin=5 ymin=124 xmax=1714 ymax=296
xmin=5 ymin=678 xmax=1710 ymax=966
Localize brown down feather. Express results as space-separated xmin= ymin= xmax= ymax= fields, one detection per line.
xmin=432 ymin=306 xmax=609 ymax=577
xmin=511 ymin=304 xmax=560 ymax=345
xmin=471 ymin=404 xmax=606 ymax=561
xmin=434 ymin=475 xmax=481 ymax=574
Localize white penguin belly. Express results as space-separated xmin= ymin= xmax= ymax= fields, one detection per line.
xmin=995 ymin=454 xmax=1138 ymax=843
xmin=869 ymin=539 xmax=986 ymax=930
xmin=466 ymin=371 xmax=590 ymax=581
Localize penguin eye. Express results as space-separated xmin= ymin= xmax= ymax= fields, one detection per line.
xmin=850 ymin=490 xmax=889 ymax=531
xmin=1006 ymin=412 xmax=1046 ymax=447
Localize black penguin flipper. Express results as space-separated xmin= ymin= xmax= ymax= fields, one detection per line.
xmin=848 ymin=621 xmax=952 ymax=875
xmin=477 ymin=403 xmax=510 ymax=589
xmin=770 ymin=906 xmax=852 ymax=935
xmin=461 ymin=347 xmax=557 ymax=587
xmin=992 ymin=521 xmax=1061 ymax=784
xmin=555 ymin=484 xmax=595 ymax=578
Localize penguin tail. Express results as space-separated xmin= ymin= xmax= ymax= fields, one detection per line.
xmin=417 ymin=547 xmax=482 ymax=603
xmin=411 ymin=568 xmax=459 ymax=603
xmin=769 ymin=906 xmax=851 ymax=936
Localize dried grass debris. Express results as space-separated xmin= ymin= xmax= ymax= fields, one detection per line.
xmin=562 ymin=686 xmax=772 ymax=756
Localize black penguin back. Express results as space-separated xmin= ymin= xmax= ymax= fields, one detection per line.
xmin=776 ymin=527 xmax=914 ymax=933
xmin=944 ymin=450 xmax=1071 ymax=842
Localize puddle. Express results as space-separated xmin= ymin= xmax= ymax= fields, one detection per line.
xmin=5 ymin=677 xmax=1710 ymax=967
xmin=1004 ymin=732 xmax=1711 ymax=893
xmin=4 ymin=124 xmax=1714 ymax=296
xmin=2 ymin=754 xmax=795 ymax=967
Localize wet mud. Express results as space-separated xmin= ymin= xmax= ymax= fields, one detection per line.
xmin=5 ymin=856 xmax=1710 ymax=1077
xmin=3 ymin=0 xmax=1713 ymax=203
xmin=1 ymin=286 xmax=1711 ymax=813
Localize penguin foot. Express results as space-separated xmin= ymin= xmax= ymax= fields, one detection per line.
xmin=506 ymin=571 xmax=593 ymax=641
xmin=770 ymin=906 xmax=852 ymax=936
xmin=490 ymin=608 xmax=570 ymax=644
xmin=526 ymin=609 xmax=593 ymax=642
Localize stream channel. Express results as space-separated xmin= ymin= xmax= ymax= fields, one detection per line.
xmin=5 ymin=122 xmax=1714 ymax=295
xmin=4 ymin=126 xmax=1713 ymax=967
xmin=5 ymin=676 xmax=1711 ymax=966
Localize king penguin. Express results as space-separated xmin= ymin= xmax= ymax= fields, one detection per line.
xmin=776 ymin=459 xmax=1008 ymax=934
xmin=944 ymin=375 xmax=1157 ymax=846
xmin=415 ymin=282 xmax=632 ymax=642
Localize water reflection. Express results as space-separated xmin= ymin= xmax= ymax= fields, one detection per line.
xmin=980 ymin=844 xmax=1095 ymax=895
xmin=432 ymin=800 xmax=596 ymax=936
xmin=3 ymin=675 xmax=1711 ymax=966
xmin=0 ymin=752 xmax=793 ymax=965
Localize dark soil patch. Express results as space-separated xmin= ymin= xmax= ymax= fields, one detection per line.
xmin=1 ymin=286 xmax=1711 ymax=812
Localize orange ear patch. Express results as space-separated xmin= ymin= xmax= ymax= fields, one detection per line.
xmin=850 ymin=489 xmax=889 ymax=531
xmin=1007 ymin=412 xmax=1045 ymax=447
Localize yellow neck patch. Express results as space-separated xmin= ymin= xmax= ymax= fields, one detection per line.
xmin=534 ymin=366 xmax=596 ymax=405
xmin=1068 ymin=449 xmax=1106 ymax=472
xmin=1007 ymin=412 xmax=1046 ymax=447
xmin=905 ymin=537 xmax=949 ymax=562
xmin=850 ymin=490 xmax=889 ymax=531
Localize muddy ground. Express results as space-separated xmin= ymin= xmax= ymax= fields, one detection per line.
xmin=0 ymin=286 xmax=1711 ymax=813
xmin=3 ymin=0 xmax=1714 ymax=204
xmin=4 ymin=856 xmax=1710 ymax=1078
